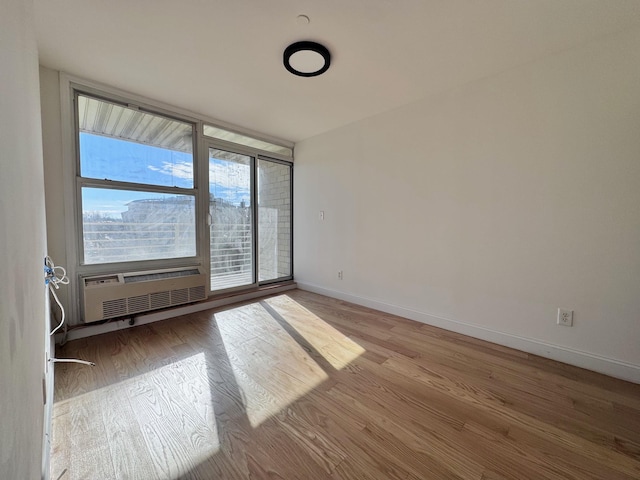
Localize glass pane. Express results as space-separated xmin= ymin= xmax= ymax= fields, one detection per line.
xmin=258 ymin=159 xmax=292 ymax=281
xmin=78 ymin=94 xmax=194 ymax=187
xmin=209 ymin=149 xmax=253 ymax=291
xmin=81 ymin=188 xmax=196 ymax=264
xmin=204 ymin=124 xmax=292 ymax=157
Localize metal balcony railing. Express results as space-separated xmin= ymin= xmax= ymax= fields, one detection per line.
xmin=83 ymin=219 xmax=256 ymax=290
xmin=210 ymin=223 xmax=252 ymax=290
xmin=83 ymin=221 xmax=196 ymax=264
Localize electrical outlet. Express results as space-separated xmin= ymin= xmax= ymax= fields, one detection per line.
xmin=557 ymin=308 xmax=573 ymax=326
xmin=338 ymin=270 xmax=343 ymax=280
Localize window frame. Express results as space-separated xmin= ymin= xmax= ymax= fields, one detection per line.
xmin=202 ymin=142 xmax=294 ymax=295
xmin=204 ymin=143 xmax=258 ymax=294
xmin=74 ymin=91 xmax=200 ymax=267
xmin=256 ymin=155 xmax=294 ymax=286
xmin=59 ymin=73 xmax=294 ymax=323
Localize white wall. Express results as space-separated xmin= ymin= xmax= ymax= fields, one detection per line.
xmin=40 ymin=66 xmax=70 ymax=317
xmin=294 ymin=27 xmax=640 ymax=382
xmin=0 ymin=0 xmax=50 ymax=478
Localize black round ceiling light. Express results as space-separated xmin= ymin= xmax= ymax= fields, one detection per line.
xmin=283 ymin=41 xmax=331 ymax=77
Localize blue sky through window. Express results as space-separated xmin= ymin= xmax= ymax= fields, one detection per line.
xmin=80 ymin=133 xmax=193 ymax=188
xmin=80 ymin=133 xmax=250 ymax=216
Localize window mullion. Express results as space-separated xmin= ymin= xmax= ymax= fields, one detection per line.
xmin=76 ymin=177 xmax=196 ymax=196
xmin=251 ymin=155 xmax=258 ymax=286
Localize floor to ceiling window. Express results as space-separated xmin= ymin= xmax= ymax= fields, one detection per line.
xmin=208 ymin=148 xmax=253 ymax=291
xmin=204 ymin=138 xmax=293 ymax=293
xmin=258 ymin=158 xmax=292 ymax=282
xmin=66 ymin=83 xmax=293 ymax=320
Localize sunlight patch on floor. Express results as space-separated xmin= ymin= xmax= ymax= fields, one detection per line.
xmin=212 ymin=295 xmax=365 ymax=428
xmin=51 ymin=352 xmax=219 ymax=479
xmin=214 ymin=301 xmax=333 ymax=428
xmin=264 ymin=295 xmax=366 ymax=370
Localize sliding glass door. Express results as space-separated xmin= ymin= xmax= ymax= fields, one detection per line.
xmin=258 ymin=158 xmax=292 ymax=282
xmin=208 ymin=148 xmax=254 ymax=291
xmin=207 ymin=146 xmax=292 ymax=293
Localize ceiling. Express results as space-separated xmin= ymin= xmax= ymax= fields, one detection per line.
xmin=34 ymin=0 xmax=640 ymax=143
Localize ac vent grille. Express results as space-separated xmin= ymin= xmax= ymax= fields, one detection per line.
xmin=189 ymin=285 xmax=206 ymax=301
xmin=103 ymin=298 xmax=127 ymax=318
xmin=171 ymin=288 xmax=189 ymax=305
xmin=127 ymin=295 xmax=150 ymax=314
xmin=150 ymin=291 xmax=171 ymax=309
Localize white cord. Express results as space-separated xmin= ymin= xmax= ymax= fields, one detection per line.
xmin=44 ymin=257 xmax=92 ymax=364
xmin=49 ymin=357 xmax=95 ymax=367
xmin=45 ymin=256 xmax=69 ymax=288
xmin=48 ymin=285 xmax=66 ymax=336
xmin=43 ymin=258 xmax=94 ymax=365
xmin=45 ymin=256 xmax=69 ymax=336
xmin=59 ymin=321 xmax=68 ymax=347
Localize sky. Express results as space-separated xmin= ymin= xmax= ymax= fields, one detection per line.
xmin=80 ymin=133 xmax=251 ymax=218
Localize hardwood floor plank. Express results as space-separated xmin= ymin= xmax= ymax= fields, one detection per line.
xmin=379 ymin=352 xmax=640 ymax=478
xmin=505 ymin=424 xmax=639 ymax=480
xmin=274 ymin=407 xmax=347 ymax=475
xmin=100 ymin=385 xmax=157 ymax=480
xmin=459 ymin=421 xmax=569 ymax=480
xmin=327 ymin=384 xmax=481 ymax=479
xmin=51 ymin=289 xmax=640 ymax=480
xmin=65 ymin=390 xmax=116 ymax=479
xmin=49 ymin=413 xmax=71 ymax=480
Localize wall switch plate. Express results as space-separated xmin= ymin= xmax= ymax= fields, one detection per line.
xmin=557 ymin=308 xmax=573 ymax=326
xmin=319 ymin=211 xmax=325 ymax=221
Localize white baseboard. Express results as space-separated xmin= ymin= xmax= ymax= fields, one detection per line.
xmin=58 ymin=283 xmax=297 ymax=343
xmin=297 ymin=282 xmax=640 ymax=384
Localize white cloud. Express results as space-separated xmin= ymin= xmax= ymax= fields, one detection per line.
xmin=148 ymin=161 xmax=193 ymax=180
xmin=148 ymin=160 xmax=250 ymax=190
xmin=209 ymin=160 xmax=250 ymax=190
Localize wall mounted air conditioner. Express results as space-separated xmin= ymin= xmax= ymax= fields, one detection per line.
xmin=82 ymin=266 xmax=207 ymax=323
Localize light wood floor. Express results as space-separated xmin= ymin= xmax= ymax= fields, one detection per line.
xmin=51 ymin=290 xmax=640 ymax=480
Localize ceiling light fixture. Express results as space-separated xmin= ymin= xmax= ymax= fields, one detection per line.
xmin=283 ymin=41 xmax=331 ymax=77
